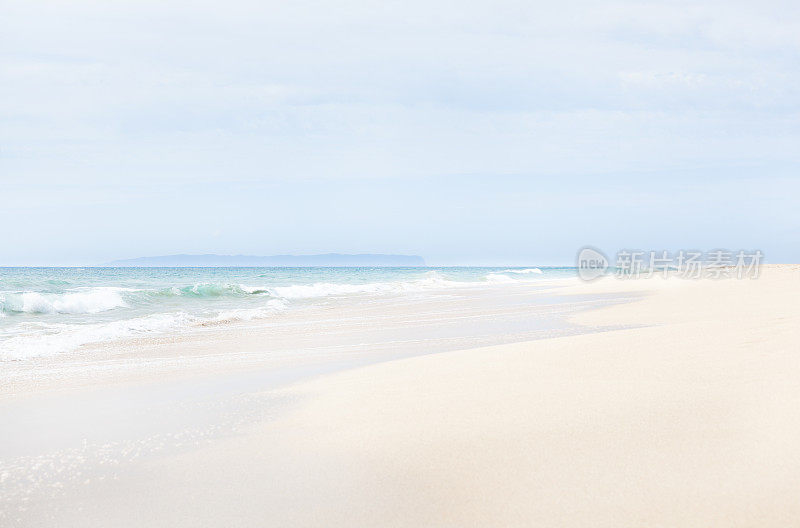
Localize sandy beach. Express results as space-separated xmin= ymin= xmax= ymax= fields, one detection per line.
xmin=3 ymin=266 xmax=800 ymax=527
xmin=5 ymin=0 xmax=798 ymax=524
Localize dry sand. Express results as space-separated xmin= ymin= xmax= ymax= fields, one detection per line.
xmin=6 ymin=266 xmax=800 ymax=526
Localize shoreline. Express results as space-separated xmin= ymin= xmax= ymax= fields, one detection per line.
xmin=0 ymin=278 xmax=614 ymax=399
xmin=0 ymin=268 xmax=573 ymax=363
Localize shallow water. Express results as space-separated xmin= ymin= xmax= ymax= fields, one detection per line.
xmin=0 ymin=267 xmax=576 ymax=359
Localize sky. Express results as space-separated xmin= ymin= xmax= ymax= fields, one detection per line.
xmin=1 ymin=0 xmax=799 ymax=265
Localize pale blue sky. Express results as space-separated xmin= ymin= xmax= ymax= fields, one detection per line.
xmin=1 ymin=0 xmax=799 ymax=265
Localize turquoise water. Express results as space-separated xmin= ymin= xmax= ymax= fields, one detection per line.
xmin=0 ymin=267 xmax=575 ymax=359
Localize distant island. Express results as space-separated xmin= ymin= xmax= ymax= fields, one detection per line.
xmin=106 ymin=253 xmax=427 ymax=267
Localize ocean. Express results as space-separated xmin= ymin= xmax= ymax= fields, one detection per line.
xmin=0 ymin=267 xmax=575 ymax=360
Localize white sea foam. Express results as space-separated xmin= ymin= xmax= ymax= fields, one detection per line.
xmin=502 ymin=268 xmax=543 ymax=274
xmin=0 ymin=312 xmax=197 ymax=360
xmin=0 ymin=299 xmax=290 ymax=360
xmin=266 ymin=273 xmax=472 ymax=300
xmin=484 ymin=273 xmax=518 ymax=284
xmin=212 ymin=299 xmax=288 ymax=323
xmin=269 ymin=281 xmax=402 ymax=299
xmin=0 ymin=288 xmax=128 ymax=315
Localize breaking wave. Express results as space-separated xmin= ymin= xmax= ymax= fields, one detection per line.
xmin=0 ymin=268 xmax=555 ymax=360
xmin=0 ymin=288 xmax=128 ymax=315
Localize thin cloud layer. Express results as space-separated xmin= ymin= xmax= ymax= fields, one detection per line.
xmin=1 ymin=0 xmax=798 ymax=263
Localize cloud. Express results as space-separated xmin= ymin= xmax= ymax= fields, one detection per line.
xmin=0 ymin=0 xmax=798 ymax=262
